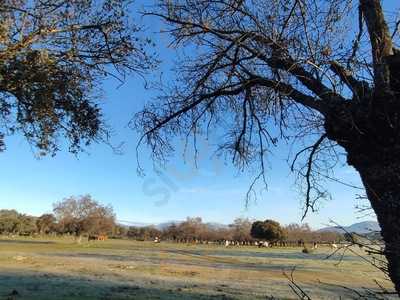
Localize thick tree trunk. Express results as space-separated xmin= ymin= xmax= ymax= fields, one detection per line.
xmin=324 ymin=94 xmax=400 ymax=294
xmin=353 ymin=159 xmax=400 ymax=294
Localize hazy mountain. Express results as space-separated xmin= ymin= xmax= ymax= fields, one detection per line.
xmin=205 ymin=222 xmax=230 ymax=230
xmin=156 ymin=221 xmax=229 ymax=230
xmin=155 ymin=221 xmax=183 ymax=230
xmin=117 ymin=221 xmax=152 ymax=228
xmin=318 ymin=221 xmax=380 ymax=234
xmin=118 ymin=220 xmax=229 ymax=230
xmin=120 ymin=220 xmax=381 ymax=236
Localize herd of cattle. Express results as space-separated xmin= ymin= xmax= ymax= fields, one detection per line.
xmin=87 ymin=234 xmax=340 ymax=249
xmin=151 ymin=237 xmax=339 ymax=249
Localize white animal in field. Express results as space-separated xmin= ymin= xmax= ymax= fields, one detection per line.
xmin=330 ymin=243 xmax=338 ymax=249
xmin=225 ymin=240 xmax=230 ymax=247
xmin=258 ymin=241 xmax=269 ymax=248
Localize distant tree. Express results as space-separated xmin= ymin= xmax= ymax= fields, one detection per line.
xmin=127 ymin=226 xmax=161 ymax=241
xmin=53 ymin=195 xmax=115 ymax=242
xmin=251 ymin=220 xmax=286 ymax=243
xmin=112 ymin=225 xmax=128 ymax=238
xmin=285 ymin=223 xmax=312 ymax=242
xmin=127 ymin=226 xmax=140 ymax=239
xmin=36 ymin=214 xmax=57 ymax=235
xmin=143 ymin=226 xmax=162 ymax=240
xmin=216 ymin=227 xmax=234 ymax=242
xmin=161 ymin=219 xmax=237 ymax=242
xmin=162 ymin=223 xmax=181 ymax=241
xmin=317 ymin=231 xmax=343 ymax=243
xmin=17 ymin=215 xmax=37 ymax=235
xmin=0 ymin=210 xmax=20 ymax=234
xmin=285 ymin=223 xmax=343 ymax=243
xmin=0 ymin=210 xmax=38 ymax=235
xmin=230 ymin=218 xmax=252 ymax=242
xmin=179 ymin=217 xmax=205 ymax=242
xmin=0 ymin=0 xmax=154 ymax=155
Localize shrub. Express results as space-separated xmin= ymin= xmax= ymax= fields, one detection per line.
xmin=302 ymin=247 xmax=314 ymax=254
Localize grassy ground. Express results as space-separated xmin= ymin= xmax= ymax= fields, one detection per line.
xmin=0 ymin=237 xmax=394 ymax=299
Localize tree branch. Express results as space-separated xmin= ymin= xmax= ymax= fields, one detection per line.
xmin=302 ymin=134 xmax=327 ymax=220
xmin=329 ymin=61 xmax=370 ymax=99
xmin=360 ymin=0 xmax=393 ymax=89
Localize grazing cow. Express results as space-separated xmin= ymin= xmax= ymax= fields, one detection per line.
xmin=98 ymin=235 xmax=107 ymax=241
xmin=330 ymin=243 xmax=338 ymax=250
xmin=88 ymin=235 xmax=97 ymax=241
xmin=225 ymin=240 xmax=230 ymax=247
xmin=88 ymin=234 xmax=107 ymax=241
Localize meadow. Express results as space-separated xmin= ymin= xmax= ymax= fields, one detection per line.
xmin=0 ymin=237 xmax=394 ymax=300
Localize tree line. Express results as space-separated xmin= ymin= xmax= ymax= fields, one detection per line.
xmin=0 ymin=196 xmax=342 ymax=245
xmin=124 ymin=218 xmax=343 ymax=245
xmin=0 ymin=195 xmax=116 ymax=242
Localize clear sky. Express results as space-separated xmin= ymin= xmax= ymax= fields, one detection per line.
xmin=0 ymin=1 xmax=380 ymax=229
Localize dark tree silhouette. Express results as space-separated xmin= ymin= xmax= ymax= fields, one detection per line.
xmin=0 ymin=0 xmax=154 ymax=155
xmin=134 ymin=0 xmax=400 ymax=293
xmin=251 ymin=220 xmax=286 ymax=243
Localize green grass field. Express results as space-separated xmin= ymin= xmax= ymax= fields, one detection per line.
xmin=0 ymin=237 xmax=394 ymax=299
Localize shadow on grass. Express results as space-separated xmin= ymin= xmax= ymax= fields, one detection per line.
xmin=0 ymin=270 xmax=380 ymax=300
xmin=184 ymin=248 xmax=360 ymax=262
xmin=0 ymin=271 xmax=233 ymax=300
xmin=44 ymin=251 xmax=312 ymax=272
xmin=0 ymin=239 xmax=55 ymax=245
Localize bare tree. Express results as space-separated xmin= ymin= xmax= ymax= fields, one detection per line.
xmin=53 ymin=195 xmax=115 ymax=242
xmin=0 ymin=0 xmax=154 ymax=155
xmin=134 ymin=0 xmax=400 ymax=293
xmin=230 ymin=218 xmax=253 ymax=242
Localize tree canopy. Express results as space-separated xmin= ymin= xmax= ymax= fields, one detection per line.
xmin=53 ymin=195 xmax=116 ymax=239
xmin=0 ymin=0 xmax=154 ymax=155
xmin=251 ymin=219 xmax=286 ymax=242
xmin=0 ymin=209 xmax=36 ymax=235
xmin=36 ymin=213 xmax=57 ymax=235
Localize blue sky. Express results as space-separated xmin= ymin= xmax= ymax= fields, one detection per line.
xmin=0 ymin=75 xmax=371 ymax=229
xmin=0 ymin=1 xmax=381 ymax=229
xmin=0 ymin=116 xmax=370 ymax=229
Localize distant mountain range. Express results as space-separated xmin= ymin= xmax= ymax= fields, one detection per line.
xmin=155 ymin=221 xmax=182 ymax=230
xmin=318 ymin=221 xmax=380 ymax=235
xmin=118 ymin=220 xmax=229 ymax=230
xmin=155 ymin=221 xmax=229 ymax=230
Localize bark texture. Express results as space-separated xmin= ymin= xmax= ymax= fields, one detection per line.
xmin=359 ymin=161 xmax=400 ymax=293
xmin=329 ymin=4 xmax=400 ymax=291
xmin=324 ymin=91 xmax=400 ymax=294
